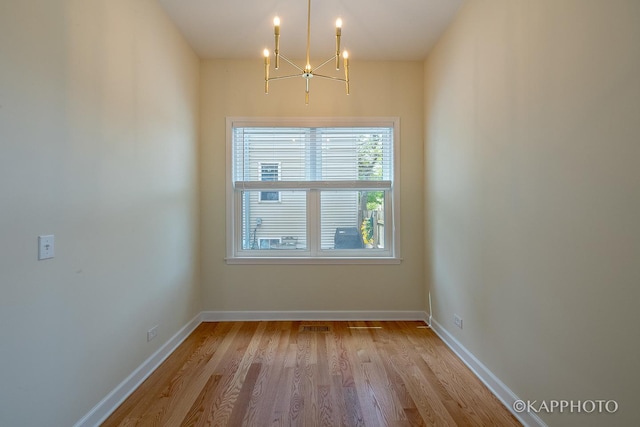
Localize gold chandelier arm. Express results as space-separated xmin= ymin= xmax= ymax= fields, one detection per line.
xmin=312 ymin=73 xmax=347 ymax=82
xmin=313 ymin=56 xmax=337 ymax=73
xmin=279 ymin=54 xmax=305 ymax=72
xmin=267 ymin=74 xmax=302 ymax=81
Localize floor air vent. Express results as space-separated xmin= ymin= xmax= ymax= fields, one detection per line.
xmin=300 ymin=325 xmax=331 ymax=332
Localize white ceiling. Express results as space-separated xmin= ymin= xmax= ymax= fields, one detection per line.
xmin=159 ymin=0 xmax=464 ymax=61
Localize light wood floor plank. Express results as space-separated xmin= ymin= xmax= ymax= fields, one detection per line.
xmin=241 ymin=323 xmax=284 ymax=426
xmin=161 ymin=322 xmax=244 ymax=426
xmin=102 ymin=321 xmax=520 ymax=427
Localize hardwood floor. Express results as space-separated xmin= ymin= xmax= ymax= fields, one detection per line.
xmin=102 ymin=321 xmax=520 ymax=426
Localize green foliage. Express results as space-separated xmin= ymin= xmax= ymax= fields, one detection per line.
xmin=366 ymin=191 xmax=384 ymax=210
xmin=358 ymin=135 xmax=384 ymax=211
xmin=357 ymin=135 xmax=383 ymax=180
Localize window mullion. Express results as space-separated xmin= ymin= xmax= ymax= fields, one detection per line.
xmin=308 ymin=190 xmax=320 ymax=256
xmin=384 ymin=189 xmax=392 ymax=255
xmin=235 ymin=191 xmax=244 ymax=255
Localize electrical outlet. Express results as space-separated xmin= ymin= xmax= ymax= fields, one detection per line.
xmin=147 ymin=325 xmax=158 ymax=342
xmin=454 ymin=314 xmax=463 ymax=329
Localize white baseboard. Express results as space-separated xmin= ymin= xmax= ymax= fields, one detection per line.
xmin=201 ymin=310 xmax=427 ymax=322
xmin=73 ymin=313 xmax=202 ymax=427
xmin=429 ymin=318 xmax=547 ymax=427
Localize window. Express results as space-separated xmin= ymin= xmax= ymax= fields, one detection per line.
xmin=226 ymin=117 xmax=400 ymax=263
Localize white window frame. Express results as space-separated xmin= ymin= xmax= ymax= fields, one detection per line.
xmin=225 ymin=117 xmax=401 ymax=264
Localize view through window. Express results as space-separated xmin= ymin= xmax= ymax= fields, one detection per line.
xmin=227 ymin=118 xmax=399 ymax=262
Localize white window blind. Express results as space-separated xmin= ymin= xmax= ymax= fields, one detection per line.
xmin=232 ymin=127 xmax=393 ymax=189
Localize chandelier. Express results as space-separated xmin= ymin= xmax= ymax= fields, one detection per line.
xmin=263 ymin=0 xmax=350 ymax=105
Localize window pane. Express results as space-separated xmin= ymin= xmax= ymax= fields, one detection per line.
xmin=320 ymin=191 xmax=385 ymax=250
xmin=233 ymin=129 xmax=307 ymax=182
xmin=240 ymin=190 xmax=307 ymax=250
xmin=233 ymin=127 xmax=392 ymax=183
xmin=319 ymin=130 xmax=392 ymax=181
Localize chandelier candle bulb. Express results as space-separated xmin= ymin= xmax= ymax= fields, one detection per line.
xmin=273 ymin=17 xmax=280 ymax=69
xmin=305 ymin=73 xmax=310 ymax=105
xmin=343 ymin=51 xmax=349 ymax=94
xmin=264 ymin=49 xmax=270 ymax=93
xmin=335 ymin=18 xmax=342 ymax=70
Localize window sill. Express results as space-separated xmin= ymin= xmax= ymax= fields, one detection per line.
xmin=225 ymin=257 xmax=402 ymax=265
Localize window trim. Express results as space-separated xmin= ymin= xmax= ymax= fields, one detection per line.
xmin=225 ymin=116 xmax=401 ymax=264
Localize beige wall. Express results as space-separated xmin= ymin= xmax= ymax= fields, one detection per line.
xmin=0 ymin=1 xmax=200 ymax=426
xmin=200 ymin=60 xmax=425 ymax=312
xmin=424 ymin=1 xmax=640 ymax=426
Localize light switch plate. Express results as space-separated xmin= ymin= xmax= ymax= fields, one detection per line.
xmin=38 ymin=235 xmax=55 ymax=260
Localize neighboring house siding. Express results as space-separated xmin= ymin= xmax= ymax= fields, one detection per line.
xmin=320 ymin=138 xmax=358 ymax=180
xmin=319 ymin=137 xmax=360 ymax=248
xmin=244 ymin=140 xmax=307 ymax=249
xmin=320 ymin=191 xmax=359 ymax=249
xmin=245 ymin=190 xmax=307 ymax=249
xmin=243 ymin=138 xmax=360 ymax=250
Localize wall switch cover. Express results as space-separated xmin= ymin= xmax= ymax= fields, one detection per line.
xmin=38 ymin=235 xmax=55 ymax=260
